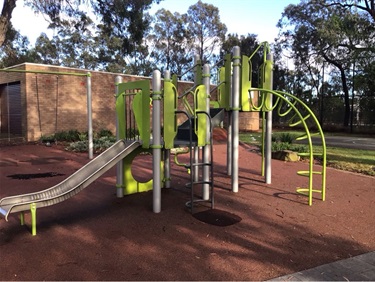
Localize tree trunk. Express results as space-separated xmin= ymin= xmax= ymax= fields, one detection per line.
xmin=323 ymin=54 xmax=351 ymax=127
xmin=339 ymin=66 xmax=351 ymax=127
xmin=0 ymin=0 xmax=17 ymax=47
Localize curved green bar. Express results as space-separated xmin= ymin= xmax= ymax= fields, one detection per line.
xmin=251 ymin=87 xmax=327 ymax=206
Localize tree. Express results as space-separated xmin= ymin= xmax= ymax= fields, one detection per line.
xmin=322 ymin=0 xmax=375 ymax=23
xmin=0 ymin=25 xmax=33 ymax=67
xmin=220 ymin=33 xmax=262 ymax=86
xmin=0 ymin=0 xmax=162 ymax=63
xmin=0 ymin=0 xmax=16 ymax=47
xmin=185 ymin=0 xmax=227 ymax=64
xmin=277 ymin=0 xmax=375 ymax=127
xmin=149 ymin=8 xmax=193 ymax=75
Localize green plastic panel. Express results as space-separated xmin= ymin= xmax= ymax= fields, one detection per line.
xmin=217 ymin=67 xmax=226 ymax=109
xmin=224 ymin=53 xmax=232 ymax=111
xmin=172 ymin=74 xmax=178 ymax=89
xmin=195 ymin=59 xmax=202 ymax=84
xmin=163 ymin=81 xmax=178 ymax=149
xmin=116 ymin=80 xmax=151 ymax=148
xmin=261 ymin=59 xmax=273 ymax=111
xmin=241 ymin=55 xmax=251 ymax=112
xmin=122 ymin=147 xmax=164 ymax=195
xmin=194 ymin=85 xmax=207 ymax=147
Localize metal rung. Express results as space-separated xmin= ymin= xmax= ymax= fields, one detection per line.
xmin=185 ymin=199 xmax=212 ymax=209
xmin=191 ymin=162 xmax=212 ymax=167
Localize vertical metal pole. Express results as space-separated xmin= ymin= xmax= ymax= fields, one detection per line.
xmin=152 ymin=70 xmax=162 ymax=213
xmin=193 ymin=54 xmax=200 ymax=183
xmin=202 ymin=64 xmax=210 ymax=200
xmin=265 ymin=53 xmax=274 ymax=184
xmin=350 ymin=61 xmax=355 ymax=134
xmin=115 ymin=76 xmax=124 ymax=198
xmin=86 ymin=72 xmax=93 ymax=159
xmin=164 ymin=70 xmax=171 ymax=189
xmin=320 ymin=62 xmax=325 ymax=126
xmin=227 ymin=112 xmax=232 ymax=175
xmin=231 ymin=46 xmax=240 ymax=193
xmin=6 ymin=83 xmax=10 ymax=142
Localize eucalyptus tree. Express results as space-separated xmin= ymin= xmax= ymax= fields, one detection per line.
xmin=0 ymin=0 xmax=16 ymax=47
xmin=321 ymin=0 xmax=374 ymax=22
xmin=185 ymin=0 xmax=227 ymax=65
xmin=0 ymin=26 xmax=33 ymax=67
xmin=220 ymin=33 xmax=262 ymax=86
xmin=149 ymin=8 xmax=193 ymax=76
xmin=277 ymin=0 xmax=375 ymax=127
xmin=1 ymin=0 xmax=162 ymax=71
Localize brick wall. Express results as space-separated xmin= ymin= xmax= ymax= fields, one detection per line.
xmin=1 ymin=63 xmax=259 ymax=142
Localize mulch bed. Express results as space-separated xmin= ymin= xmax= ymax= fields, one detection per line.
xmin=0 ymin=135 xmax=374 ymax=281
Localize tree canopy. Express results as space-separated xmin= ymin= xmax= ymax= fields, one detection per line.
xmin=1 ymin=0 xmax=374 ymax=128
xmin=277 ymin=0 xmax=375 ymax=126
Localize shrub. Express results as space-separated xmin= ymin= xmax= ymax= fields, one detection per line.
xmin=66 ymin=136 xmax=116 ymax=153
xmin=54 ymin=130 xmax=80 ymax=142
xmin=97 ymin=129 xmax=113 ymax=138
xmin=272 ymin=132 xmax=295 ymax=144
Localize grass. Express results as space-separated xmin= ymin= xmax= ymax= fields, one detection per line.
xmin=239 ymin=131 xmax=375 ymax=176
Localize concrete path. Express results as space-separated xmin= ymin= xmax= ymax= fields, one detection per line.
xmin=296 ymin=135 xmax=375 ymax=151
xmin=270 ymin=251 xmax=375 ymax=281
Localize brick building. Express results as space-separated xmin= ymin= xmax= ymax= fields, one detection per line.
xmin=0 ymin=63 xmax=259 ymax=142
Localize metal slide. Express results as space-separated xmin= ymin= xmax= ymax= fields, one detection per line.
xmin=0 ymin=140 xmax=141 ymax=221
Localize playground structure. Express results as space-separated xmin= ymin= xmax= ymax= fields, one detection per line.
xmin=0 ymin=43 xmax=327 ymax=235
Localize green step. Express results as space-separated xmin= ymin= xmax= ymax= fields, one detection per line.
xmin=289 ymin=114 xmax=311 ymax=127
xmin=297 ymin=170 xmax=323 ymax=177
xmin=295 ymin=132 xmax=321 ymax=141
xmin=296 ymin=188 xmax=323 ymax=195
xmin=298 ymin=152 xmax=324 ymax=157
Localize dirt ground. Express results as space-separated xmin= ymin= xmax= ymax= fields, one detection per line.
xmin=0 ymin=130 xmax=374 ymax=281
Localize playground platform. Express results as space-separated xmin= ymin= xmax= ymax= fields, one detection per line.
xmin=0 ymin=137 xmax=374 ymax=281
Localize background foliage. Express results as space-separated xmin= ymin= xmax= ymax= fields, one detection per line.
xmin=1 ymin=0 xmax=374 ymax=130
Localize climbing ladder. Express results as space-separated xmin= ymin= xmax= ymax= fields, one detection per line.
xmin=236 ymin=43 xmax=327 ymax=206
xmin=274 ymin=90 xmax=326 ymax=205
xmin=242 ymin=86 xmax=327 ymax=205
xmin=164 ymin=76 xmax=215 ymax=213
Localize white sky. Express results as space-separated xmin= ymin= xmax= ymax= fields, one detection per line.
xmin=8 ymin=0 xmax=300 ymax=45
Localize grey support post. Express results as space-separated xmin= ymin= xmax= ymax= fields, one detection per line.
xmin=152 ymin=70 xmax=162 ymax=213
xmin=115 ymin=75 xmax=124 ymax=198
xmin=86 ymin=72 xmax=93 ymax=159
xmin=231 ymin=46 xmax=241 ymax=193
xmin=202 ymin=64 xmax=211 ymax=200
xmin=265 ymin=53 xmax=274 ymax=184
xmin=193 ymin=54 xmax=201 ymax=183
xmin=164 ymin=70 xmax=171 ymax=189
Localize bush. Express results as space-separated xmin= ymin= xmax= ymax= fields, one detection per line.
xmin=54 ymin=130 xmax=80 ymax=142
xmin=271 ymin=142 xmax=308 ymax=153
xmin=96 ymin=129 xmax=113 ymax=138
xmin=272 ymin=132 xmax=296 ymax=144
xmin=66 ymin=136 xmax=116 ymax=153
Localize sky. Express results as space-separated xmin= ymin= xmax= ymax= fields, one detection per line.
xmin=8 ymin=0 xmax=300 ymax=45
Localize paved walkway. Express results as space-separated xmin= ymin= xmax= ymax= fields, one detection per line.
xmin=270 ymin=251 xmax=375 ymax=281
